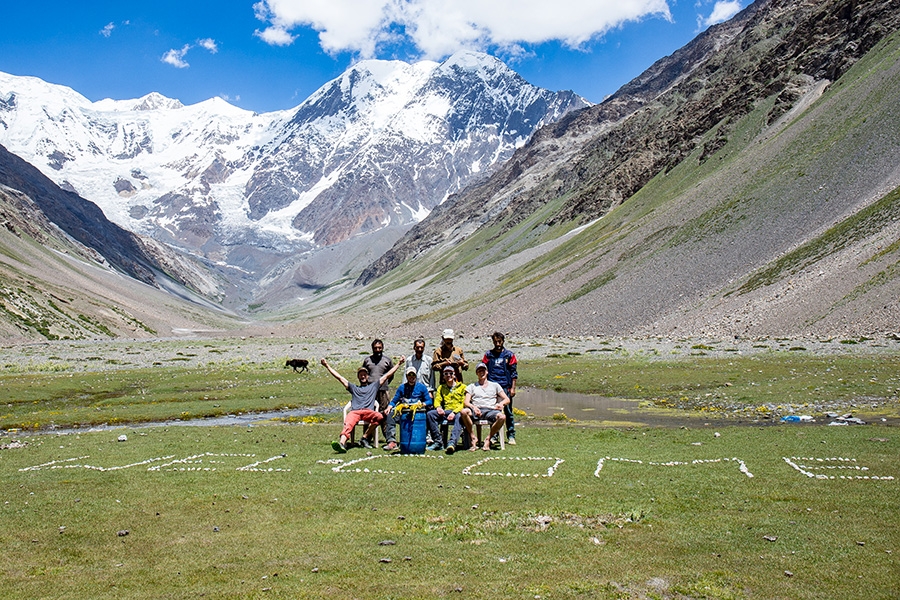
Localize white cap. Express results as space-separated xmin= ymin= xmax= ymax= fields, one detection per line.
xmin=442 ymin=328 xmax=454 ymax=339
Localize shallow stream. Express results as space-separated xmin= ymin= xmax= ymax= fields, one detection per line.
xmin=35 ymin=387 xmax=740 ymax=435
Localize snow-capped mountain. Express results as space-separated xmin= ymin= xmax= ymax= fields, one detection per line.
xmin=246 ymin=53 xmax=589 ymax=246
xmin=0 ymin=52 xmax=588 ymax=302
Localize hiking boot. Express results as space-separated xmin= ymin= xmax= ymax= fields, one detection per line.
xmin=359 ymin=437 xmax=374 ymax=449
xmin=331 ymin=440 xmax=347 ymax=453
xmin=383 ymin=441 xmax=398 ymax=451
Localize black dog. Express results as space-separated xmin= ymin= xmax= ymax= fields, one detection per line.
xmin=285 ymin=358 xmax=309 ymax=373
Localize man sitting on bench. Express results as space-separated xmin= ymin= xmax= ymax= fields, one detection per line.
xmin=462 ymin=362 xmax=510 ymax=451
xmin=428 ymin=364 xmax=467 ymax=453
xmin=322 ymin=356 xmax=404 ymax=453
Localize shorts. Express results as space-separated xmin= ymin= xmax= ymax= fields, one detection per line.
xmin=474 ymin=408 xmax=501 ymax=422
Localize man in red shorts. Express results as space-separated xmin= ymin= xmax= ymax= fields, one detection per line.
xmin=321 ymin=356 xmax=405 ymax=453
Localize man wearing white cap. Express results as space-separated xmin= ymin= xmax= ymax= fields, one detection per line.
xmin=432 ymin=328 xmax=468 ymax=383
xmin=462 ymin=362 xmax=510 ymax=451
xmin=384 ymin=364 xmax=434 ymax=451
xmin=388 ymin=365 xmax=434 ymax=411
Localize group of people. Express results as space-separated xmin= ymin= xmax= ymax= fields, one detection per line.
xmin=321 ymin=329 xmax=518 ymax=454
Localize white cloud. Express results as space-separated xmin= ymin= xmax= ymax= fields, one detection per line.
xmin=100 ymin=22 xmax=115 ymax=38
xmin=161 ymin=39 xmax=219 ymax=68
xmin=253 ymin=0 xmax=672 ymax=58
xmin=700 ymin=1 xmax=743 ymax=28
xmin=255 ymin=25 xmax=297 ymax=46
xmin=162 ymin=45 xmax=192 ymax=68
xmin=198 ymin=38 xmax=219 ymax=53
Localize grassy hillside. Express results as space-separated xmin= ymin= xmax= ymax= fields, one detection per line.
xmin=290 ymin=27 xmax=900 ymax=340
xmin=0 ymin=186 xmax=240 ymax=341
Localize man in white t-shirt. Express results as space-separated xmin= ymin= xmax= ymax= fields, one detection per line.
xmin=462 ymin=362 xmax=510 ymax=451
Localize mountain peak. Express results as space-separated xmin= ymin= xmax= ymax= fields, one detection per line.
xmin=131 ymin=92 xmax=184 ymax=111
xmin=440 ymin=50 xmax=504 ymax=71
xmin=92 ymin=92 xmax=184 ymax=112
xmin=0 ymin=57 xmax=588 ymax=307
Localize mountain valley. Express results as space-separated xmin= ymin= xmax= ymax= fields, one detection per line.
xmin=0 ymin=0 xmax=898 ymax=342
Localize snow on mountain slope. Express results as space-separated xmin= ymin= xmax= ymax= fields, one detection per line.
xmin=0 ymin=70 xmax=285 ymax=244
xmin=0 ymin=52 xmax=589 ymax=287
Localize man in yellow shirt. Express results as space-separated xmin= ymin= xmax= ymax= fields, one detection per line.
xmin=428 ymin=365 xmax=468 ymax=453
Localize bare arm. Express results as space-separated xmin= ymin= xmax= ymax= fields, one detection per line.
xmin=320 ymin=358 xmax=349 ymax=389
xmin=496 ymin=387 xmax=510 ymax=409
xmin=378 ymin=355 xmax=405 ymax=386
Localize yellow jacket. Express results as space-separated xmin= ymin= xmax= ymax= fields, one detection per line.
xmin=434 ymin=381 xmax=467 ymax=413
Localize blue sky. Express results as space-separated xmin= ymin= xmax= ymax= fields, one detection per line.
xmin=1 ymin=0 xmax=746 ymax=113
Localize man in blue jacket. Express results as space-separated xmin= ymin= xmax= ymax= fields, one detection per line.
xmin=481 ymin=331 xmax=518 ymax=445
xmin=385 ymin=365 xmax=434 ymax=451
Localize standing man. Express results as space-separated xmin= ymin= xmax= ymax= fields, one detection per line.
xmin=462 ymin=362 xmax=510 ymax=451
xmin=432 ymin=329 xmax=468 ymax=382
xmin=482 ymin=331 xmax=518 ymax=445
xmin=321 ymin=356 xmax=404 ymax=453
xmin=406 ymin=338 xmax=434 ymax=393
xmin=362 ymin=339 xmax=396 ymax=447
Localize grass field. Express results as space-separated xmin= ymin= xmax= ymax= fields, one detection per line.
xmin=1 ymin=423 xmax=898 ymax=599
xmin=1 ymin=343 xmax=898 ymax=598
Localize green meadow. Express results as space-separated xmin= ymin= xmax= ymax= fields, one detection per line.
xmin=1 ymin=424 xmax=897 ymax=599
xmin=1 ymin=348 xmax=898 ymax=431
xmin=1 ymin=346 xmax=898 ymax=598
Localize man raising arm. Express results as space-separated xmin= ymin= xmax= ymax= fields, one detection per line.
xmin=322 ymin=356 xmax=405 ymax=453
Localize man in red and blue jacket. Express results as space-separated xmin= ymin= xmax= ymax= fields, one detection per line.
xmin=481 ymin=331 xmax=518 ymax=444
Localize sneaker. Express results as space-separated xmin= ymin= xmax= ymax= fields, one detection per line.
xmin=383 ymin=441 xmax=398 ymax=451
xmin=427 ymin=442 xmax=443 ymax=451
xmin=331 ymin=440 xmax=347 ymax=453
xmin=445 ymin=445 xmax=455 ymax=455
xmin=359 ymin=437 xmax=374 ymax=449
xmin=507 ymin=437 xmax=516 ymax=446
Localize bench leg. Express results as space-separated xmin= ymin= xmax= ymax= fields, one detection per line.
xmin=440 ymin=423 xmax=448 ymax=448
